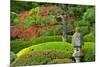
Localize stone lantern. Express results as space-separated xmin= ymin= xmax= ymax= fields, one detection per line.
xmin=72 ymin=48 xmax=83 ymax=63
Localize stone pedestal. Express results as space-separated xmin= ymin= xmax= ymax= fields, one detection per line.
xmin=74 ymin=57 xmax=80 ymax=63
xmin=72 ymin=48 xmax=83 ymax=63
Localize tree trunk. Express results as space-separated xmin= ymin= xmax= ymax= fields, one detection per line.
xmin=62 ymin=15 xmax=67 ymax=42
xmin=61 ymin=4 xmax=67 ymax=42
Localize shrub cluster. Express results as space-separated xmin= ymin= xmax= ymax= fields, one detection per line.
xmin=17 ymin=42 xmax=73 ymax=57
xmin=47 ymin=58 xmax=73 ymax=64
xmin=11 ymin=50 xmax=73 ymax=66
xmin=82 ymin=42 xmax=95 ymax=62
xmin=11 ymin=35 xmax=72 ymax=53
xmin=11 ymin=40 xmax=30 ymax=53
xmin=83 ymin=33 xmax=95 ymax=42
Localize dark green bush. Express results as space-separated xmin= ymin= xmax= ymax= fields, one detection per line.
xmin=30 ymin=35 xmax=72 ymax=45
xmin=47 ymin=58 xmax=73 ymax=64
xmin=83 ymin=33 xmax=95 ymax=42
xmin=82 ymin=42 xmax=95 ymax=62
xmin=11 ymin=50 xmax=73 ymax=66
xmin=11 ymin=35 xmax=94 ymax=55
xmin=10 ymin=40 xmax=31 ymax=53
xmin=41 ymin=26 xmax=62 ymax=36
xmin=29 ymin=36 xmax=62 ymax=44
xmin=11 ymin=36 xmax=72 ymax=53
xmin=79 ymin=26 xmax=89 ymax=35
xmin=10 ymin=51 xmax=17 ymax=63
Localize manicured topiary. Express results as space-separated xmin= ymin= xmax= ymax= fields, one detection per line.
xmin=11 ymin=50 xmax=73 ymax=66
xmin=47 ymin=58 xmax=74 ymax=64
xmin=82 ymin=42 xmax=95 ymax=62
xmin=11 ymin=42 xmax=95 ymax=66
xmin=17 ymin=42 xmax=74 ymax=57
xmin=83 ymin=33 xmax=95 ymax=42
xmin=79 ymin=26 xmax=89 ymax=35
xmin=11 ymin=35 xmax=72 ymax=53
xmin=11 ymin=40 xmax=30 ymax=53
xmin=11 ymin=42 xmax=73 ymax=67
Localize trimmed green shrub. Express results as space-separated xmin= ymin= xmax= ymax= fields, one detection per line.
xmin=83 ymin=33 xmax=95 ymax=42
xmin=82 ymin=42 xmax=95 ymax=62
xmin=30 ymin=35 xmax=72 ymax=45
xmin=11 ymin=41 xmax=74 ymax=67
xmin=11 ymin=42 xmax=95 ymax=66
xmin=17 ymin=42 xmax=73 ymax=57
xmin=10 ymin=40 xmax=30 ymax=53
xmin=11 ymin=35 xmax=94 ymax=55
xmin=29 ymin=36 xmax=62 ymax=44
xmin=79 ymin=26 xmax=89 ymax=35
xmin=11 ymin=36 xmax=72 ymax=53
xmin=47 ymin=58 xmax=73 ymax=64
xmin=10 ymin=52 xmax=17 ymax=63
xmin=11 ymin=50 xmax=73 ymax=66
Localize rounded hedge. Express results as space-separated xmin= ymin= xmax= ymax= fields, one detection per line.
xmin=11 ymin=35 xmax=72 ymax=53
xmin=29 ymin=35 xmax=72 ymax=44
xmin=79 ymin=26 xmax=89 ymax=35
xmin=11 ymin=42 xmax=74 ymax=66
xmin=47 ymin=58 xmax=74 ymax=64
xmin=11 ymin=42 xmax=95 ymax=66
xmin=11 ymin=40 xmax=30 ymax=53
xmin=82 ymin=42 xmax=95 ymax=62
xmin=17 ymin=42 xmax=73 ymax=57
xmin=11 ymin=50 xmax=73 ymax=66
xmin=83 ymin=33 xmax=95 ymax=42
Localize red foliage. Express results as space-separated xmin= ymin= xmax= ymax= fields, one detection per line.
xmin=40 ymin=5 xmax=59 ymax=16
xmin=11 ymin=5 xmax=72 ymax=40
xmin=11 ymin=23 xmax=57 ymax=40
xmin=18 ymin=11 xmax=29 ymax=22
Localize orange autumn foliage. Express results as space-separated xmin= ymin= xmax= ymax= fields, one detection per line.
xmin=11 ymin=5 xmax=73 ymax=40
